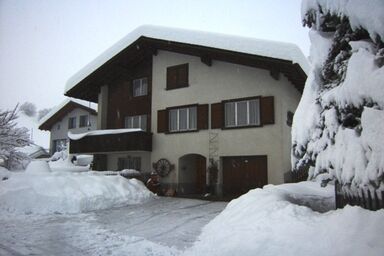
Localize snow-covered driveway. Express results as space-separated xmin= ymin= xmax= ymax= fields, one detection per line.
xmin=0 ymin=197 xmax=227 ymax=256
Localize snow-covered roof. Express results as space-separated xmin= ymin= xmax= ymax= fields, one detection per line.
xmin=39 ymin=98 xmax=97 ymax=131
xmin=68 ymin=128 xmax=142 ymax=140
xmin=65 ymin=25 xmax=309 ymax=94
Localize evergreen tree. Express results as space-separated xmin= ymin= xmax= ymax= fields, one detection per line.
xmin=292 ymin=0 xmax=384 ymax=192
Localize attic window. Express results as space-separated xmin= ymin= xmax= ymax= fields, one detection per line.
xmin=133 ymin=78 xmax=148 ymax=97
xmin=166 ymin=63 xmax=189 ymax=90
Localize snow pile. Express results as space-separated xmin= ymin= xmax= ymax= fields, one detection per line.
xmin=0 ymin=166 xmax=11 ymax=180
xmin=185 ymin=182 xmax=384 ymax=256
xmin=292 ymin=0 xmax=384 ymax=192
xmin=25 ymin=160 xmax=52 ymax=174
xmin=0 ymin=172 xmax=153 ymax=214
xmin=75 ymin=154 xmax=93 ymax=166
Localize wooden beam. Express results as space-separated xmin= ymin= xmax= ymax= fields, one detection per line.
xmin=201 ymin=55 xmax=212 ymax=66
xmin=270 ymin=69 xmax=280 ymax=80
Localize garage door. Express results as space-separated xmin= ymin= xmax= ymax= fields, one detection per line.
xmin=222 ymin=155 xmax=268 ymax=197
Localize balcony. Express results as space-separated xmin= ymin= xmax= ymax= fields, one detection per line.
xmin=69 ymin=129 xmax=152 ymax=154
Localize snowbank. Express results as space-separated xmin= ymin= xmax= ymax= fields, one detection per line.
xmin=0 ymin=166 xmax=11 ymax=180
xmin=25 ymin=160 xmax=52 ymax=174
xmin=185 ymin=182 xmax=384 ymax=256
xmin=0 ymin=172 xmax=153 ymax=214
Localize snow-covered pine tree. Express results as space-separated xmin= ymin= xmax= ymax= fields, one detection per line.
xmin=0 ymin=106 xmax=32 ymax=170
xmin=292 ymin=0 xmax=384 ymax=194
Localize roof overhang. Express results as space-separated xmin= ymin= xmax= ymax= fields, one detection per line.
xmin=65 ymin=35 xmax=308 ymax=102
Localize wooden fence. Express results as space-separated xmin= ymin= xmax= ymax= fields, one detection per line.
xmin=335 ymin=181 xmax=384 ymax=211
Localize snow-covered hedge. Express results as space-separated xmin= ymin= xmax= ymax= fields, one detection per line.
xmin=292 ymin=0 xmax=384 ymax=193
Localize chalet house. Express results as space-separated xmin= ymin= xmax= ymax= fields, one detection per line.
xmin=64 ymin=25 xmax=308 ymax=197
xmin=39 ymin=99 xmax=97 ymax=154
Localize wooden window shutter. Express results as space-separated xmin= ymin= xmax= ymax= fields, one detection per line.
xmin=167 ymin=66 xmax=178 ymax=90
xmin=157 ymin=109 xmax=168 ymax=133
xmin=260 ymin=96 xmax=275 ymax=125
xmin=178 ymin=64 xmax=188 ymax=87
xmin=211 ymin=102 xmax=223 ymax=129
xmin=166 ymin=64 xmax=189 ymax=90
xmin=197 ymin=104 xmax=209 ymax=130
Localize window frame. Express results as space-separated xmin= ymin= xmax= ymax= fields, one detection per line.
xmin=223 ymin=96 xmax=262 ymax=129
xmin=68 ymin=117 xmax=77 ymax=129
xmin=79 ymin=115 xmax=90 ymax=128
xmin=124 ymin=114 xmax=147 ymax=131
xmin=167 ymin=104 xmax=198 ymax=133
xmin=117 ymin=156 xmax=141 ymax=171
xmin=132 ymin=77 xmax=148 ymax=97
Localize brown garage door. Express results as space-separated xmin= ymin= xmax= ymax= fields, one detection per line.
xmin=222 ymin=155 xmax=268 ymax=197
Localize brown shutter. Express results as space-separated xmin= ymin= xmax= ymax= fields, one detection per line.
xmin=167 ymin=66 xmax=178 ymax=90
xmin=260 ymin=96 xmax=275 ymax=125
xmin=178 ymin=63 xmax=189 ymax=87
xmin=166 ymin=64 xmax=189 ymax=90
xmin=157 ymin=109 xmax=168 ymax=133
xmin=197 ymin=104 xmax=208 ymax=130
xmin=211 ymin=102 xmax=223 ymax=129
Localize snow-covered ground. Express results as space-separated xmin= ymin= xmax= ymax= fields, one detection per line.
xmin=1 ymin=162 xmax=383 ymax=255
xmin=0 ymin=198 xmax=226 ymax=256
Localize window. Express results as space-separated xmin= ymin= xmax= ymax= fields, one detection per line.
xmin=169 ymin=106 xmax=197 ymax=132
xmin=117 ymin=156 xmax=141 ymax=170
xmin=68 ymin=117 xmax=76 ymax=129
xmin=224 ymin=99 xmax=260 ymax=127
xmin=124 ymin=115 xmax=147 ymax=131
xmin=79 ymin=115 xmax=90 ymax=127
xmin=132 ymin=78 xmax=148 ymax=97
xmin=57 ymin=124 xmax=60 ymax=130
xmin=53 ymin=139 xmax=67 ymax=152
xmin=166 ymin=63 xmax=189 ymax=90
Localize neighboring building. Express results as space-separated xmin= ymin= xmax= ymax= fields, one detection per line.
xmin=39 ymin=99 xmax=97 ymax=154
xmin=18 ymin=145 xmax=50 ymax=159
xmin=65 ymin=25 xmax=308 ymax=197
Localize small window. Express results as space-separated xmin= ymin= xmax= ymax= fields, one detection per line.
xmin=132 ymin=78 xmax=148 ymax=97
xmin=68 ymin=117 xmax=76 ymax=129
xmin=53 ymin=139 xmax=67 ymax=152
xmin=57 ymin=124 xmax=61 ymax=130
xmin=169 ymin=106 xmax=197 ymax=132
xmin=224 ymin=99 xmax=260 ymax=128
xmin=79 ymin=115 xmax=90 ymax=127
xmin=117 ymin=156 xmax=141 ymax=170
xmin=124 ymin=115 xmax=147 ymax=131
xmin=166 ymin=63 xmax=189 ymax=90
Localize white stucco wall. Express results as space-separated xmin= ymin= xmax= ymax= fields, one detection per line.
xmin=150 ymin=50 xmax=302 ymax=187
xmin=50 ymin=108 xmax=97 ymax=153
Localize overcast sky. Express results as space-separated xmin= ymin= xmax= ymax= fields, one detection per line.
xmin=0 ymin=0 xmax=309 ymax=111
